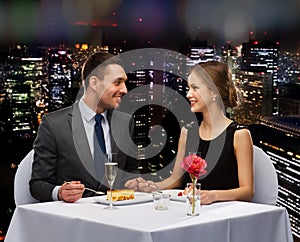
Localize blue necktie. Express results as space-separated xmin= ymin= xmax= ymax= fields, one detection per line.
xmin=94 ymin=114 xmax=106 ymax=180
xmin=95 ymin=114 xmax=106 ymax=154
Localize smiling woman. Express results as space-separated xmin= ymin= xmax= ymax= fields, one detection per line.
xmin=133 ymin=61 xmax=254 ymax=207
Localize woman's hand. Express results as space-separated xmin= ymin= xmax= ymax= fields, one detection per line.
xmin=124 ymin=177 xmax=145 ymax=191
xmin=125 ymin=178 xmax=158 ymax=193
xmin=138 ymin=180 xmax=158 ymax=193
xmin=198 ymin=190 xmax=217 ymax=205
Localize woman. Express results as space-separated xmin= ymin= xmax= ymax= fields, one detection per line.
xmin=126 ymin=61 xmax=254 ymax=204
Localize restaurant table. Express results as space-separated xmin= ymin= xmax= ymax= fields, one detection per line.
xmin=5 ymin=196 xmax=293 ymax=242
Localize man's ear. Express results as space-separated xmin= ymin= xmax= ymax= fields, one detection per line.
xmin=89 ymin=76 xmax=98 ymax=91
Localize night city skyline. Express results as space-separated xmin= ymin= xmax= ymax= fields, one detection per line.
xmin=0 ymin=0 xmax=300 ymax=241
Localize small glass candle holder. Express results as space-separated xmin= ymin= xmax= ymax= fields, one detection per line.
xmin=152 ymin=192 xmax=170 ymax=210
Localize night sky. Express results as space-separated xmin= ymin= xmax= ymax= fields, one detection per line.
xmin=0 ymin=0 xmax=299 ymax=51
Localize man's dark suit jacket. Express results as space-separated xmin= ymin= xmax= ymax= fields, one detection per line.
xmin=30 ymin=101 xmax=139 ymax=202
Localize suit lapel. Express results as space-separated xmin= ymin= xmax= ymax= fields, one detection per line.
xmin=70 ymin=102 xmax=97 ymax=179
xmin=107 ymin=109 xmax=119 ymax=154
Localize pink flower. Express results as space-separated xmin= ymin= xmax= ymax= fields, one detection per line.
xmin=180 ymin=153 xmax=207 ymax=179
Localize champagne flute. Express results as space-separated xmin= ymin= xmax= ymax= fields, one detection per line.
xmin=104 ymin=153 xmax=118 ymax=210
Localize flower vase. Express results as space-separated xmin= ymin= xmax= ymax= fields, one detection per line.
xmin=186 ymin=180 xmax=201 ymax=216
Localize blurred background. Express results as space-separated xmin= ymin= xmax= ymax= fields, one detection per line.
xmin=0 ymin=0 xmax=299 ymax=240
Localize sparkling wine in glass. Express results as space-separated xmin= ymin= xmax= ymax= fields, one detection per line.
xmin=104 ymin=153 xmax=118 ymax=210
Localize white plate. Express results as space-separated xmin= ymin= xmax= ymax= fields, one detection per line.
xmin=161 ymin=189 xmax=186 ymax=202
xmin=93 ymin=192 xmax=153 ymax=206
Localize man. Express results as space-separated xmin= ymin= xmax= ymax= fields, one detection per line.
xmin=30 ymin=52 xmax=140 ymax=203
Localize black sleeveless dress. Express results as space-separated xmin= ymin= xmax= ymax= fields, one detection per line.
xmin=181 ymin=122 xmax=249 ymax=190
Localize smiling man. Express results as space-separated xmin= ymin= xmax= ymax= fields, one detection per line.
xmin=30 ymin=52 xmax=140 ymax=203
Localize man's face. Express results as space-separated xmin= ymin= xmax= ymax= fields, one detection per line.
xmin=96 ymin=64 xmax=128 ymax=110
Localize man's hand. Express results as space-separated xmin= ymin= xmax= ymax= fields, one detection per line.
xmin=58 ymin=181 xmax=85 ymax=203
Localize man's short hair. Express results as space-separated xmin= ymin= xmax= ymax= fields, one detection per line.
xmin=81 ymin=51 xmax=123 ymax=88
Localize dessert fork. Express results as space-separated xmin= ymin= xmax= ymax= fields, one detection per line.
xmin=63 ymin=181 xmax=104 ymax=195
xmin=84 ymin=187 xmax=105 ymax=195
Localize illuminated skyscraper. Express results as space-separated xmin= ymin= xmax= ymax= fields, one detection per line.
xmin=120 ymin=49 xmax=190 ymax=178
xmin=47 ymin=48 xmax=75 ymax=111
xmin=2 ymin=45 xmax=47 ymax=139
xmin=251 ymin=117 xmax=300 ymax=238
xmin=278 ymin=51 xmax=300 ymax=85
xmin=234 ymin=70 xmax=273 ymax=124
xmin=126 ymin=69 xmax=185 ymax=178
xmin=279 ymin=97 xmax=300 ymax=116
xmin=186 ymin=41 xmax=217 ymax=66
xmin=241 ymin=37 xmax=279 ymax=115
xmin=126 ymin=69 xmax=153 ymax=163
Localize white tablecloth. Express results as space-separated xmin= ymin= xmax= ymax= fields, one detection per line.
xmin=5 ymin=197 xmax=293 ymax=242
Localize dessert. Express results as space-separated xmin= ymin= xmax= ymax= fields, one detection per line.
xmin=106 ymin=189 xmax=135 ymax=201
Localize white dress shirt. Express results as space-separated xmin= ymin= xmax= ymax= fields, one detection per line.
xmin=78 ymin=97 xmax=112 ymax=157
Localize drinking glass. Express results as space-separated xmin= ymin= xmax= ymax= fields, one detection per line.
xmin=104 ymin=153 xmax=118 ymax=210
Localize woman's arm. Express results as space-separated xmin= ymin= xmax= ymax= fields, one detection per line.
xmin=200 ymin=128 xmax=254 ymax=204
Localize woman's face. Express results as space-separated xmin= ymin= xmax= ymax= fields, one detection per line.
xmin=186 ymin=71 xmax=215 ymax=113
